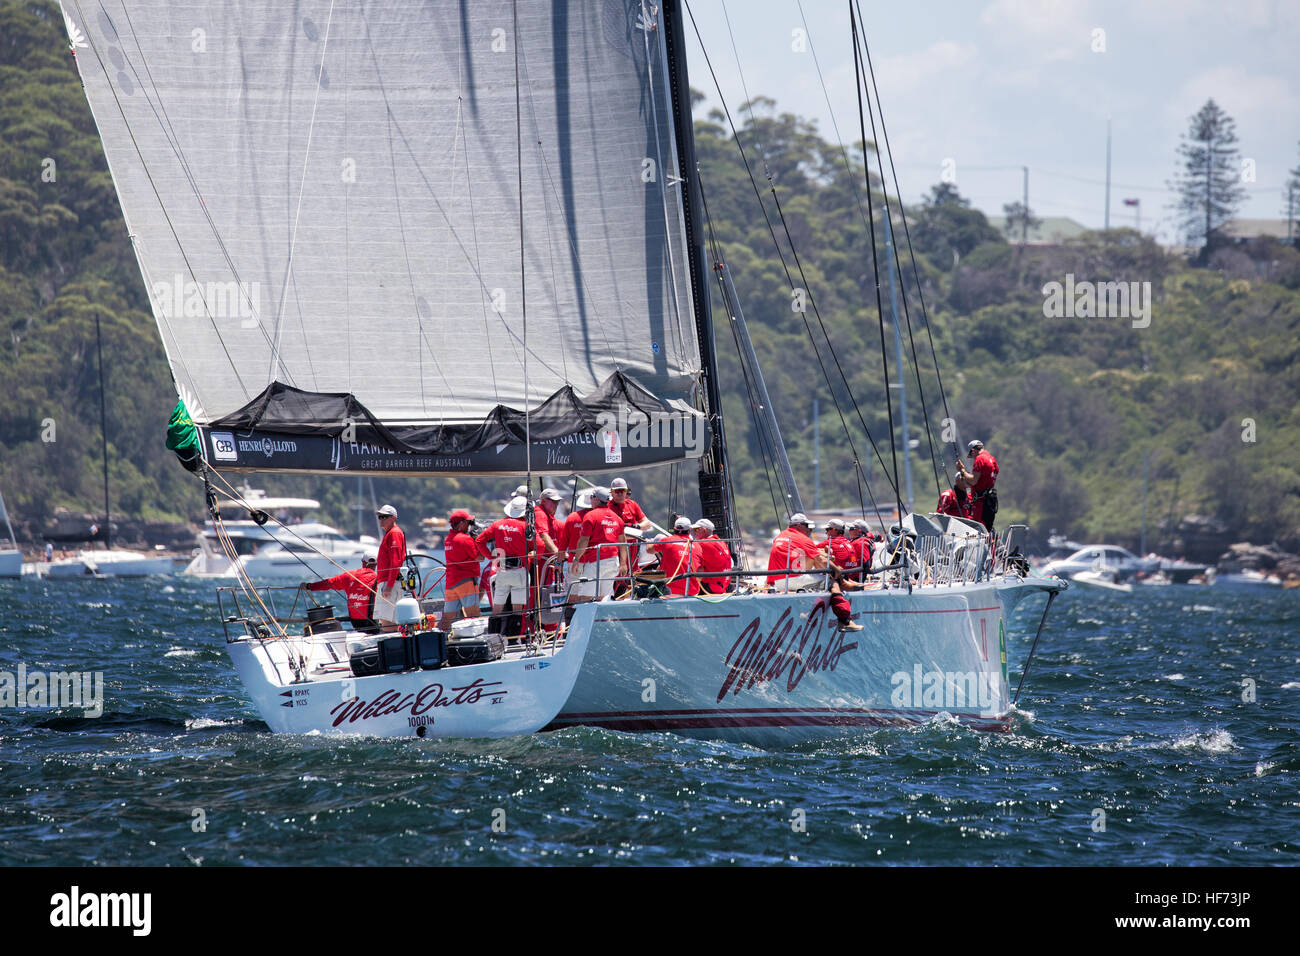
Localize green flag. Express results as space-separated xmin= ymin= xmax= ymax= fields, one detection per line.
xmin=165 ymin=398 xmax=202 ymax=472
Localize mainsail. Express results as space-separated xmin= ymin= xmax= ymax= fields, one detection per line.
xmin=64 ymin=0 xmax=707 ymax=474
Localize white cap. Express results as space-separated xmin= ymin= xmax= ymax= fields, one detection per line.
xmin=788 ymin=513 xmax=812 ymax=528
xmin=376 ymin=504 xmax=397 ymax=518
xmin=853 ymin=519 xmax=871 ymax=531
xmin=967 ymin=439 xmax=984 ymax=451
xmin=512 ymin=484 xmax=529 ymax=497
xmin=826 ymin=518 xmax=845 ymax=529
xmin=611 ymin=478 xmax=629 ymax=490
xmin=673 ymin=516 xmax=692 ymax=531
xmin=691 ymin=518 xmax=714 ymax=532
xmin=590 ymin=486 xmax=611 ymax=501
xmin=576 ymin=490 xmax=594 ymax=510
xmin=540 ymin=488 xmax=563 ymax=501
xmin=504 ymin=496 xmax=527 ymax=519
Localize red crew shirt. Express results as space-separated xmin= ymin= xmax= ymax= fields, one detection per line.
xmin=558 ymin=508 xmax=586 ymax=556
xmin=695 ymin=535 xmax=732 ymax=593
xmin=376 ymin=524 xmax=406 ymax=588
xmin=971 ymin=450 xmax=999 ymax=494
xmin=820 ymin=534 xmax=855 ymax=568
xmin=443 ymin=529 xmax=482 ymax=589
xmin=306 ymin=567 xmax=377 ymax=620
xmin=609 ymin=496 xmax=646 ymax=527
xmin=654 ymin=533 xmax=700 ymax=596
xmin=937 ymin=489 xmax=970 ymax=517
xmin=766 ymin=527 xmax=822 ymax=586
xmin=576 ymin=506 xmax=625 ymax=564
xmin=475 ymin=518 xmax=528 ymax=562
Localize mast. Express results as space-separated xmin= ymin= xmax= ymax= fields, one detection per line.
xmin=885 ymin=215 xmax=913 ymax=513
xmin=95 ymin=314 xmax=111 ymax=550
xmin=661 ymin=0 xmax=734 ymax=542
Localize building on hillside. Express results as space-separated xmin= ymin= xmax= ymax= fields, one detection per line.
xmin=986 ymin=216 xmax=1088 ymax=245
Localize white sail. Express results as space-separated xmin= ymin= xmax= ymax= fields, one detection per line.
xmin=63 ymin=0 xmax=704 ymax=471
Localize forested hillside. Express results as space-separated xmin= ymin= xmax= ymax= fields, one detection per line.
xmin=1 ymin=0 xmax=1297 ymax=556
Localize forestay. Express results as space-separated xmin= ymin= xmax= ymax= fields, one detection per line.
xmin=64 ymin=0 xmax=706 ymax=473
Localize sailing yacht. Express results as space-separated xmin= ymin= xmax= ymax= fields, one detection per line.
xmin=65 ymin=0 xmax=1064 ymax=740
xmin=0 ymin=491 xmax=21 ymax=578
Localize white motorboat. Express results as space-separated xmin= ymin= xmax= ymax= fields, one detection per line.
xmin=0 ymin=491 xmax=22 ymax=578
xmin=1215 ymin=569 xmax=1283 ymax=588
xmin=1070 ymin=568 xmax=1133 ymax=593
xmin=42 ymin=548 xmax=175 ymax=578
xmin=185 ymin=488 xmax=377 ymax=580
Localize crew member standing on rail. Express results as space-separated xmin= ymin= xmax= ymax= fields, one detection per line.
xmin=476 ymin=497 xmax=528 ymax=637
xmin=958 ymin=439 xmax=999 ymax=532
xmin=440 ymin=509 xmax=483 ymax=631
xmin=690 ymin=518 xmax=733 ymax=594
xmin=766 ymin=514 xmax=828 ymax=591
xmin=373 ymin=504 xmax=407 ymax=630
xmin=303 ymin=555 xmax=381 ymax=634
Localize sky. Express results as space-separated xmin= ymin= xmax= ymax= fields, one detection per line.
xmin=682 ymin=0 xmax=1300 ymax=244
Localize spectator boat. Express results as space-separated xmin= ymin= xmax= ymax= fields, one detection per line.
xmin=65 ymin=0 xmax=1065 ymax=739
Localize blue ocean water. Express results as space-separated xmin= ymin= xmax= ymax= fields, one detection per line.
xmin=0 ymin=576 xmax=1296 ymax=866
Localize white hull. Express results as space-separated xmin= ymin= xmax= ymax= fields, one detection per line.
xmin=39 ymin=550 xmax=174 ymax=577
xmin=187 ymin=551 xmax=370 ymax=580
xmin=0 ymin=550 xmax=20 ymax=578
xmin=1069 ymin=570 xmax=1133 ymax=592
xmin=549 ymin=576 xmax=1063 ymax=744
xmin=228 ymin=628 xmax=592 ymax=737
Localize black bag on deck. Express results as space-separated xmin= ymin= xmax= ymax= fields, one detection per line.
xmin=379 ymin=635 xmax=413 ymax=673
xmin=414 ymin=630 xmax=447 ymax=670
xmin=445 ymin=634 xmax=505 ymax=667
xmin=349 ymin=643 xmax=382 ymax=677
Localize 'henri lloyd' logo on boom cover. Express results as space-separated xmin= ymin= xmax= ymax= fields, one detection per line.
xmin=717 ymin=603 xmax=857 ymax=701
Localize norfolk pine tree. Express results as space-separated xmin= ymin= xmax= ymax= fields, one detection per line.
xmin=1168 ymin=99 xmax=1246 ymax=258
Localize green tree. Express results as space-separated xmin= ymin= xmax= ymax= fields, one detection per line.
xmin=1000 ymin=199 xmax=1041 ymax=244
xmin=910 ymin=182 xmax=1004 ymax=268
xmin=1283 ymin=140 xmax=1300 ymax=246
xmin=1168 ymin=98 xmax=1247 ymax=256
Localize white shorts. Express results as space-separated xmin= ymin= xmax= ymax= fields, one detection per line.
xmin=373 ymin=582 xmax=401 ymax=621
xmin=491 ymin=565 xmax=527 ymax=607
xmin=571 ymin=557 xmax=619 ymax=599
xmin=771 ymin=573 xmax=821 ymax=592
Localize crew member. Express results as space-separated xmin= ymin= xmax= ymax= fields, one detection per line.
xmin=568 ymin=487 xmax=626 ymax=604
xmin=648 ymin=516 xmax=700 ymax=596
xmin=373 ymin=504 xmax=407 ymax=629
xmin=440 ymin=509 xmax=482 ymax=631
xmin=559 ymin=490 xmax=593 ymax=561
xmin=827 ymin=565 xmax=864 ymax=632
xmin=475 ymin=497 xmax=528 ymax=636
xmin=846 ymin=520 xmax=872 ymax=581
xmin=766 ymin=514 xmax=827 ymax=591
xmin=690 ymin=518 xmax=733 ymax=594
xmin=958 ymin=440 xmax=999 ymax=531
xmin=819 ymin=518 xmax=855 ymax=569
xmin=936 ymin=472 xmax=973 ymax=519
xmin=303 ymin=555 xmax=380 ymax=634
xmin=608 ymin=478 xmax=652 ymax=532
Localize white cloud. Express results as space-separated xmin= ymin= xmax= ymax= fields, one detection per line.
xmin=1169 ymin=66 xmax=1298 ymax=128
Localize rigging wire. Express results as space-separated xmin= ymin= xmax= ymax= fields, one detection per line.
xmin=849 ymin=2 xmax=903 ymax=521
xmin=855 ymin=0 xmax=959 ymax=472
xmin=683 ymin=0 xmax=898 ymax=518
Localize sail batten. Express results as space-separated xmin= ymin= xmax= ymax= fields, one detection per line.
xmin=66 ymin=0 xmax=704 ymax=472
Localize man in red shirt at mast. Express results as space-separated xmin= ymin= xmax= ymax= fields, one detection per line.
xmin=648 ymin=516 xmax=701 ymax=596
xmin=957 ymin=439 xmax=999 ymax=531
xmin=373 ymin=504 xmax=407 ymax=630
